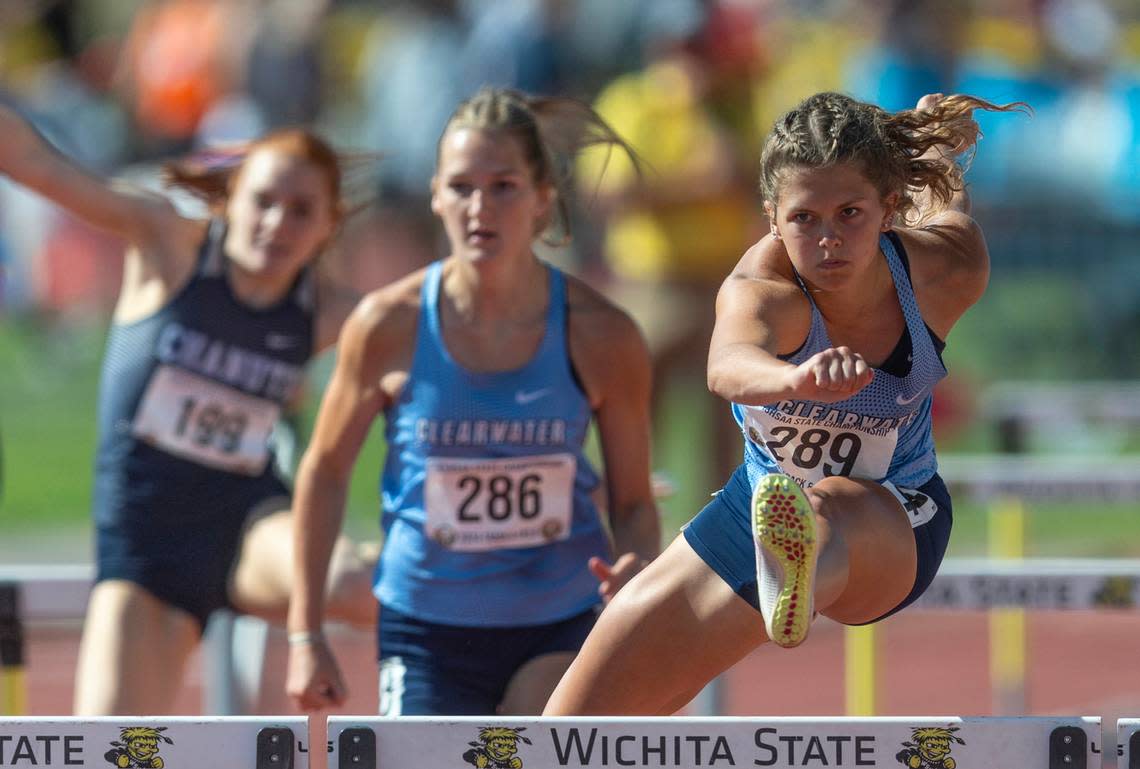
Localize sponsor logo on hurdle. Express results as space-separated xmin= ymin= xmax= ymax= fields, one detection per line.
xmin=895 ymin=726 xmax=965 ymax=769
xmin=1092 ymin=576 xmax=1136 ymax=608
xmin=103 ymin=727 xmax=173 ymax=769
xmin=462 ymin=727 xmax=531 ymax=769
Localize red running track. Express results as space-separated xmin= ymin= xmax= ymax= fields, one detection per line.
xmin=19 ymin=609 xmax=1140 ymax=769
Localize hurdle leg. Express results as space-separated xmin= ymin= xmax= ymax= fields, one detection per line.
xmin=691 ymin=675 xmax=725 ymax=716
xmin=0 ymin=583 xmax=25 ymax=716
xmin=844 ymin=624 xmax=878 ymax=715
xmin=203 ymin=610 xmax=269 ymax=715
xmin=988 ymin=497 xmax=1027 ymax=714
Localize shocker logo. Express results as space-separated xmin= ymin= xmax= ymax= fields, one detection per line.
xmin=104 ymin=727 xmax=173 ymax=768
xmin=895 ymin=726 xmax=965 ymax=769
xmin=1093 ymin=576 xmax=1136 ymax=608
xmin=462 ymin=727 xmax=531 ymax=769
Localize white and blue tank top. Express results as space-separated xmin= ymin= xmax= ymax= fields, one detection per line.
xmin=92 ymin=220 xmax=313 ymax=524
xmin=376 ymin=260 xmax=609 ymax=627
xmin=734 ymin=232 xmax=946 ymax=491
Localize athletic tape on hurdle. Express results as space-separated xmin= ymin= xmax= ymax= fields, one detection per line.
xmin=328 ymin=716 xmax=1099 ymax=769
xmin=0 ymin=717 xmax=309 ymax=768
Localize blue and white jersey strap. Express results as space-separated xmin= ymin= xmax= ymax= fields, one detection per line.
xmin=733 ymin=233 xmax=945 ymax=490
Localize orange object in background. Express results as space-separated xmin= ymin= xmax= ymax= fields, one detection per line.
xmin=119 ymin=0 xmax=239 ymax=142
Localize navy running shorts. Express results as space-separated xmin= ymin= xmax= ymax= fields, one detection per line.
xmin=377 ymin=604 xmax=599 ymax=715
xmin=94 ymin=471 xmax=291 ymax=631
xmin=683 ymin=464 xmax=952 ymax=624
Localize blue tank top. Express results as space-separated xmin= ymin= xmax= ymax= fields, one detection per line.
xmin=733 ymin=232 xmax=946 ymax=490
xmin=92 ymin=220 xmax=314 ymax=524
xmin=376 ymin=260 xmax=608 ymax=626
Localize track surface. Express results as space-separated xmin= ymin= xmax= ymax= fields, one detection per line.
xmin=21 ymin=608 xmax=1139 ymax=768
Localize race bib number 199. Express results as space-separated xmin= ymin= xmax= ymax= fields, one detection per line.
xmin=424 ymin=453 xmax=576 ymax=552
xmin=132 ymin=366 xmax=281 ymax=475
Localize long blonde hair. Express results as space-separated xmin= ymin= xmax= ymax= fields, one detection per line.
xmin=439 ymin=87 xmax=639 ymax=241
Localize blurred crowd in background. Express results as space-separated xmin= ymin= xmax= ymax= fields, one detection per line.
xmin=2 ymin=0 xmax=1139 ymax=378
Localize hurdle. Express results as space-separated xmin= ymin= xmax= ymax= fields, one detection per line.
xmin=1118 ymin=719 xmax=1140 ymax=769
xmin=327 ymin=715 xmax=1100 ymax=769
xmin=840 ymin=452 xmax=1140 ymax=717
xmin=0 ymin=716 xmax=308 ymax=768
xmin=0 ymin=564 xmax=266 ymax=716
xmin=981 ymin=381 xmax=1140 ymax=436
xmin=840 ymin=556 xmax=1140 ymax=719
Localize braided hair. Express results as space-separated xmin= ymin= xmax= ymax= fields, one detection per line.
xmin=759 ymin=92 xmax=1025 ymax=225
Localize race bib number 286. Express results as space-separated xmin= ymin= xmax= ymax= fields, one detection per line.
xmin=424 ymin=453 xmax=576 ymax=552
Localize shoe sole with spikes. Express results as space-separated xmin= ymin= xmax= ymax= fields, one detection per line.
xmin=752 ymin=474 xmax=817 ymax=648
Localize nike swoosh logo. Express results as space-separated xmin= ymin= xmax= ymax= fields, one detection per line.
xmin=265 ymin=333 xmax=298 ymax=350
xmin=896 ymin=390 xmax=926 ymax=406
xmin=515 ymin=388 xmax=552 ymax=405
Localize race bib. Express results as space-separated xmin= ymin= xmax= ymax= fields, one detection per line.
xmin=132 ymin=365 xmax=281 ymax=475
xmin=424 ymin=453 xmax=576 ymax=552
xmin=742 ymin=409 xmax=897 ymax=487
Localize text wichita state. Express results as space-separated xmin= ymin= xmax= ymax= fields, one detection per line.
xmin=548 ymin=726 xmax=878 ymax=766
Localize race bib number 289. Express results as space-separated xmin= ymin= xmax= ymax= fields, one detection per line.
xmin=743 ymin=410 xmax=897 ymax=487
xmin=424 ymin=453 xmax=576 ymax=552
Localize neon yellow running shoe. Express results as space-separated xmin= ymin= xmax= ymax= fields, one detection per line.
xmin=752 ymin=473 xmax=817 ymax=648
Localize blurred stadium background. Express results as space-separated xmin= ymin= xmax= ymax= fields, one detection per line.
xmin=1 ymin=0 xmax=1139 ymax=723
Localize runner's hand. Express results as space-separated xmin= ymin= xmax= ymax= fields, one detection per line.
xmin=787 ymin=346 xmax=873 ymax=403
xmin=588 ymin=553 xmax=644 ymax=604
xmin=286 ymin=637 xmax=347 ymax=710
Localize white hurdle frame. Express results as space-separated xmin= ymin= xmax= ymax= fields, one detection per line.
xmin=327 ymin=716 xmax=1100 ymax=769
xmin=0 ymin=564 xmax=265 ymax=716
xmin=915 ymin=557 xmax=1140 ymax=610
xmin=1118 ymin=719 xmax=1140 ymax=769
xmin=0 ymin=716 xmax=309 ymax=768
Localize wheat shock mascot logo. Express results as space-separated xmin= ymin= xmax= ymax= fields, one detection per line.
xmin=104 ymin=727 xmax=173 ymax=768
xmin=895 ymin=726 xmax=965 ymax=769
xmin=462 ymin=727 xmax=532 ymax=769
xmin=1093 ymin=576 xmax=1136 ymax=608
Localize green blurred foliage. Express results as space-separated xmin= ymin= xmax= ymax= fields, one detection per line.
xmin=1 ymin=311 xmax=1138 ymax=556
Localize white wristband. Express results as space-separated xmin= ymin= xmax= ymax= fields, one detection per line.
xmin=287 ymin=630 xmax=325 ymax=647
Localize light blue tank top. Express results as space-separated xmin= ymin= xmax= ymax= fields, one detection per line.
xmin=733 ymin=232 xmax=946 ymax=490
xmin=376 ymin=260 xmax=609 ymax=626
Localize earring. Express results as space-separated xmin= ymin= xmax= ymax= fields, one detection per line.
xmin=770 ymin=229 xmax=781 ymax=240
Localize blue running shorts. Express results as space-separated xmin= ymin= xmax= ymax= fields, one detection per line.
xmin=683 ymin=464 xmax=952 ymax=624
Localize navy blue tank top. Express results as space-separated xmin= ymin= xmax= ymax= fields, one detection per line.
xmin=92 ymin=220 xmax=314 ymax=525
